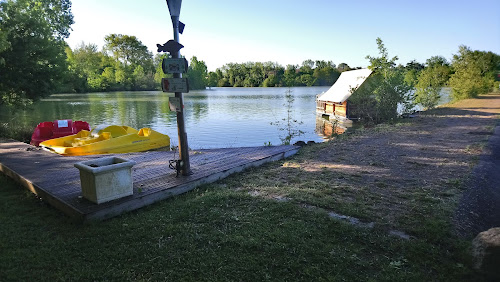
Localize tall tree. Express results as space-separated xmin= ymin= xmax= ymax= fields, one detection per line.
xmin=350 ymin=38 xmax=412 ymax=122
xmin=283 ymin=64 xmax=298 ymax=87
xmin=186 ymin=56 xmax=208 ymax=90
xmin=0 ymin=0 xmax=74 ymax=106
xmin=367 ymin=38 xmax=412 ymax=120
xmin=449 ymin=46 xmax=500 ymax=100
xmin=313 ymin=62 xmax=340 ymax=86
xmin=415 ymin=57 xmax=451 ymax=109
xmin=104 ymin=34 xmax=153 ymax=70
xmin=337 ymin=63 xmax=351 ymax=72
xmin=68 ymin=43 xmax=107 ymax=91
xmin=206 ymin=71 xmax=218 ymax=88
xmin=103 ymin=34 xmax=156 ymax=90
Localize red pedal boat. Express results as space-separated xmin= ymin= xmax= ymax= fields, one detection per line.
xmin=30 ymin=119 xmax=90 ymax=146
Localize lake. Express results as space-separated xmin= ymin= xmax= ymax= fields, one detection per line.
xmin=1 ymin=87 xmax=331 ymax=149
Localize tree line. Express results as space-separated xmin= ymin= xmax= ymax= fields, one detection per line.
xmin=206 ymin=60 xmax=348 ymax=88
xmin=1 ymin=0 xmax=499 ymax=112
xmin=59 ymin=36 xmax=212 ymax=94
xmin=60 ymin=42 xmax=348 ymax=92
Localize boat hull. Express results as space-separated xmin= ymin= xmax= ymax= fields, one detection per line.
xmin=30 ymin=120 xmax=90 ymax=146
xmin=40 ymin=125 xmax=170 ymax=156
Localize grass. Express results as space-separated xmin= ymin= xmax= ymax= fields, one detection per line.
xmin=0 ymin=172 xmax=475 ymax=281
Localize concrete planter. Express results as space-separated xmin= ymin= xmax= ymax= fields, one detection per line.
xmin=74 ymin=157 xmax=136 ymax=204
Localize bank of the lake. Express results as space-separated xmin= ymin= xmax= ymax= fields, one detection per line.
xmin=1 ymin=92 xmax=499 ymax=281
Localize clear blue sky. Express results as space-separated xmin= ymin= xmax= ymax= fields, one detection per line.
xmin=66 ymin=0 xmax=500 ymax=71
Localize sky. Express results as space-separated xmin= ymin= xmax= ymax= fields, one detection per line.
xmin=65 ymin=0 xmax=500 ymax=71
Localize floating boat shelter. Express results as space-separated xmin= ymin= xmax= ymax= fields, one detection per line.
xmin=316 ymin=68 xmax=373 ymax=122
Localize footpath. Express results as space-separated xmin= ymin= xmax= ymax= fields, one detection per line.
xmin=455 ymin=115 xmax=500 ymax=237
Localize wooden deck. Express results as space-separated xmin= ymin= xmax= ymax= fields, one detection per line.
xmin=0 ymin=141 xmax=299 ymax=222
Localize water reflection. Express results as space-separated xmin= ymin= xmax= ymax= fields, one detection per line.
xmin=315 ymin=116 xmax=349 ymax=138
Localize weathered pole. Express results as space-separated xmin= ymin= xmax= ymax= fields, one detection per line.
xmin=167 ymin=0 xmax=190 ymax=175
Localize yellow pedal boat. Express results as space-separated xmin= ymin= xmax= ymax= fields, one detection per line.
xmin=40 ymin=124 xmax=170 ymax=156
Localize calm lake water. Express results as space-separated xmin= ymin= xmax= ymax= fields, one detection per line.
xmin=1 ymin=87 xmax=331 ymax=149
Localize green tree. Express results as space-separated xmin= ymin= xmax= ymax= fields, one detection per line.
xmin=263 ymin=75 xmax=278 ymax=87
xmin=302 ymin=59 xmax=315 ymax=69
xmin=59 ymin=46 xmax=87 ymax=92
xmin=0 ymin=27 xmax=10 ymax=66
xmin=103 ymin=34 xmax=156 ymax=91
xmin=153 ymin=53 xmax=171 ymax=86
xmin=368 ymin=38 xmax=413 ymax=120
xmin=104 ymin=34 xmax=153 ymax=69
xmin=207 ymin=71 xmax=218 ymax=88
xmin=313 ymin=63 xmax=340 ymax=86
xmin=0 ymin=0 xmax=74 ymax=106
xmin=405 ymin=60 xmax=425 ymax=72
xmin=351 ymin=38 xmax=412 ymax=122
xmin=426 ymin=56 xmax=449 ymax=68
xmin=186 ymin=56 xmax=208 ymax=90
xmin=69 ymin=43 xmax=106 ymax=91
xmin=337 ymin=63 xmax=351 ymax=72
xmin=449 ymin=46 xmax=500 ymax=100
xmin=216 ymin=68 xmax=229 ymax=87
xmin=132 ymin=65 xmax=146 ymax=90
xmin=415 ymin=57 xmax=451 ymax=109
xmin=283 ymin=64 xmax=298 ymax=86
xmin=115 ymin=66 xmax=128 ymax=87
xmin=403 ymin=60 xmax=424 ymax=88
xmin=101 ymin=67 xmax=116 ymax=90
xmin=245 ymin=62 xmax=265 ymax=87
xmin=297 ymin=74 xmax=316 ymax=86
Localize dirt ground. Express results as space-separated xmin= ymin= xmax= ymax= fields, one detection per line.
xmin=291 ymin=93 xmax=500 ymax=235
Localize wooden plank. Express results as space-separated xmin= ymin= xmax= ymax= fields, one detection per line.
xmin=326 ymin=103 xmax=334 ymax=114
xmin=334 ymin=102 xmax=347 ymax=117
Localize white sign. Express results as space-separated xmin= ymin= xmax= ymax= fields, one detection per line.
xmin=162 ymin=58 xmax=188 ymax=74
xmin=57 ymin=120 xmax=69 ymax=128
xmin=168 ymin=97 xmax=182 ymax=112
xmin=162 ymin=78 xmax=189 ymax=93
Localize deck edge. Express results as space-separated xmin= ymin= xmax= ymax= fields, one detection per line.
xmin=84 ymin=146 xmax=300 ymax=221
xmin=0 ymin=162 xmax=85 ymax=221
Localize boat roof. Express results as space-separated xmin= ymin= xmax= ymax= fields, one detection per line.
xmin=317 ymin=68 xmax=373 ymax=103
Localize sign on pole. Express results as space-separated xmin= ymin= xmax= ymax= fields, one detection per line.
xmin=168 ymin=97 xmax=182 ymax=112
xmin=161 ymin=78 xmax=189 ymax=93
xmin=162 ymin=58 xmax=188 ymax=74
